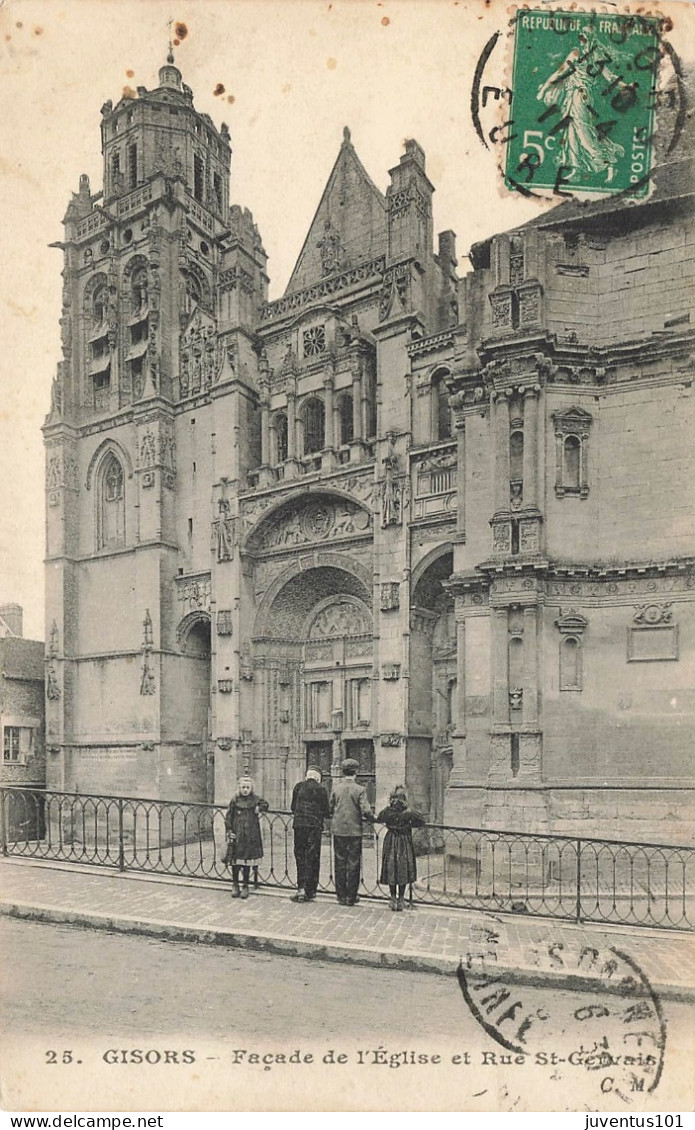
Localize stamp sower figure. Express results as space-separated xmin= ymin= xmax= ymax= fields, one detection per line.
xmin=290 ymin=766 xmax=330 ymax=903
xmin=224 ymin=776 xmax=269 ymax=899
xmin=375 ymin=785 xmax=425 ymax=911
xmin=329 ymin=758 xmax=374 ymax=906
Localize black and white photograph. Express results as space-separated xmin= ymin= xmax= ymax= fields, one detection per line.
xmin=0 ymin=0 xmax=693 ymax=1114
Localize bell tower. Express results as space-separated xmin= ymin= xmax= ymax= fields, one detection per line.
xmin=43 ymin=52 xmax=267 ymax=801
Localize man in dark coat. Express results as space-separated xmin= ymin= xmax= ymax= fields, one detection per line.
xmin=329 ymin=758 xmax=374 ymax=906
xmin=290 ymin=767 xmax=330 ymax=903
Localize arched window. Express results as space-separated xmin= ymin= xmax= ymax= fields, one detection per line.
xmin=273 ymin=412 xmax=288 ymax=464
xmin=92 ymin=284 xmax=108 ymax=326
xmin=563 ymin=435 xmax=581 ymax=491
xmin=98 ymin=453 xmax=125 ymax=550
xmin=432 ymin=369 xmax=452 ymax=440
xmin=131 ymin=269 xmax=148 ymax=317
xmin=365 ymin=366 xmax=377 ymax=440
xmin=338 ymin=393 xmax=354 ymax=446
xmin=302 ymin=397 xmax=325 ymax=455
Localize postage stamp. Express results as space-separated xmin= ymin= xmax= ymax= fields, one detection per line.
xmin=504 ymin=9 xmax=664 ymax=199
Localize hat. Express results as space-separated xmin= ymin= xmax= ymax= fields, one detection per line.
xmin=341 ymin=758 xmax=360 ymax=775
xmin=306 ymin=766 xmax=322 ymax=782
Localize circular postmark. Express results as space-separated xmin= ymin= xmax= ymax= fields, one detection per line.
xmin=471 ymin=5 xmax=687 ymax=204
xmin=457 ymin=927 xmax=666 ymax=1107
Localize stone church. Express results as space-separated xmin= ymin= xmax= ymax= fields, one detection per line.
xmin=43 ymin=54 xmax=694 ymax=840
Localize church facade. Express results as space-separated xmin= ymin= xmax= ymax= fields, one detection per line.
xmin=43 ymin=56 xmax=694 ymax=840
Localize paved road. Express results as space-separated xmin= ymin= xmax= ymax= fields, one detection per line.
xmin=1 ymin=919 xmax=693 ymax=1113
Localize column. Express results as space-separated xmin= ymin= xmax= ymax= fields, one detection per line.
xmin=260 ymin=397 xmax=270 ymax=466
xmin=454 ymin=609 xmax=466 ymax=739
xmin=522 ymin=386 xmax=539 ymax=509
xmin=323 ymin=376 xmax=334 ymax=450
xmin=492 ymin=606 xmax=510 ymax=725
xmin=455 ymin=415 xmax=466 ymax=539
xmin=493 ymin=391 xmax=510 ymax=513
xmin=522 ymin=604 xmax=538 ymax=727
xmin=360 ymin=366 xmax=369 ymax=439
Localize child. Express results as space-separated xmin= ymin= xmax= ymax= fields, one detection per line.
xmin=375 ymin=785 xmax=425 ymax=911
xmin=224 ymin=777 xmax=269 ymax=899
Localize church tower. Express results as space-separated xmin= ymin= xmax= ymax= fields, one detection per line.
xmin=43 ymin=54 xmax=267 ymax=800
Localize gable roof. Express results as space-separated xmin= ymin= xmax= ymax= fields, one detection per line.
xmin=285 ymin=128 xmax=387 ymax=295
xmin=0 ymin=637 xmax=44 ymax=681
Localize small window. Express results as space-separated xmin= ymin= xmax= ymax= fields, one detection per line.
xmin=98 ymin=453 xmax=125 ymax=550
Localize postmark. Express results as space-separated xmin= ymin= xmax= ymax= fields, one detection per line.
xmin=471 ymin=3 xmax=686 ymax=204
xmin=458 ymin=924 xmax=667 ymax=1108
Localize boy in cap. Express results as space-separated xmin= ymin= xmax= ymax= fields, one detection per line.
xmin=290 ymin=766 xmax=330 ymax=902
xmin=329 ymin=758 xmax=375 ymax=906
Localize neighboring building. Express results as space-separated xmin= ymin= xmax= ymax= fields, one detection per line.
xmin=0 ymin=605 xmax=46 ymax=835
xmin=43 ymin=54 xmax=693 ymax=840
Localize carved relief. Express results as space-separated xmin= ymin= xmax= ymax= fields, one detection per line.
xmin=382 ymin=663 xmax=401 ymax=681
xmin=309 ymin=600 xmax=371 ymax=640
xmin=633 ymin=603 xmax=672 ymax=625
xmin=380 ymin=733 xmax=403 ymax=747
xmin=216 ymin=610 xmax=233 ymax=636
xmin=213 ymin=498 xmax=236 ymax=562
xmin=380 ymin=582 xmax=400 ymax=612
xmin=140 ymin=609 xmax=156 ymax=696
xmin=317 ymin=219 xmax=344 ymax=275
xmin=260 ymin=498 xmax=371 ymax=552
xmin=177 ymin=574 xmax=211 ymax=614
xmin=179 ymin=307 xmax=218 ymax=397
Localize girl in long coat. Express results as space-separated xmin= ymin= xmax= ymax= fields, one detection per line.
xmin=375 ymin=785 xmax=425 ymax=911
xmin=224 ymin=777 xmax=269 ymax=898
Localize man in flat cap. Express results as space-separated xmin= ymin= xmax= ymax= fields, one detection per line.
xmin=290 ymin=766 xmax=330 ymax=903
xmin=329 ymin=758 xmax=375 ymax=906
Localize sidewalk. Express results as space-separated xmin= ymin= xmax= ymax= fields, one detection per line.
xmin=1 ymin=857 xmax=693 ymax=999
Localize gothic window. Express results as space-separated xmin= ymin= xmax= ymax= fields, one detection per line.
xmin=560 ymin=636 xmax=582 ymax=691
xmin=302 ymin=397 xmax=325 ymax=455
xmin=308 ymin=681 xmax=332 ymax=729
xmin=338 ymin=393 xmax=354 ymax=446
xmin=432 ymin=368 xmax=452 ymax=440
xmin=111 ymin=151 xmax=122 ymax=194
xmin=128 ymin=143 xmax=138 ymax=190
xmin=180 ymin=267 xmax=210 ymax=315
xmin=98 ymin=453 xmax=125 ymax=550
xmin=213 ymin=173 xmax=223 ymax=213
xmin=303 ymin=325 xmax=326 ymax=357
xmin=365 ymin=364 xmax=377 ymax=440
xmin=273 ymin=412 xmax=288 ymax=464
xmin=349 ymin=678 xmax=370 ymax=728
xmin=193 ymin=154 xmax=204 ymax=202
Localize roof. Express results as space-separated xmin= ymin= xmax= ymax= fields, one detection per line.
xmin=284 ymin=129 xmax=387 ymax=295
xmin=0 ymin=638 xmax=45 ymax=682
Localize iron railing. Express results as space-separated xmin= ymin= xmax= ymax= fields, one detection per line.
xmin=1 ymin=786 xmax=692 ymax=931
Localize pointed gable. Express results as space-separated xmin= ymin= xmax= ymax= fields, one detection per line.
xmin=285 ymin=128 xmax=387 ymax=295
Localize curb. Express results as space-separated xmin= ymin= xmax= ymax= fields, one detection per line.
xmin=2 ymin=899 xmax=693 ymax=1003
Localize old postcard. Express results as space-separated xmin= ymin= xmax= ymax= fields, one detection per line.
xmin=0 ymin=0 xmax=693 ymax=1114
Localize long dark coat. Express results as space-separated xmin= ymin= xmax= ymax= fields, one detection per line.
xmin=223 ymin=792 xmax=269 ymax=864
xmin=376 ymin=803 xmax=425 ymax=886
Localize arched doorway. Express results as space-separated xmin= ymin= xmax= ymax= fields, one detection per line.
xmin=410 ymin=548 xmax=454 ymax=822
xmin=176 ymin=613 xmax=213 ymax=802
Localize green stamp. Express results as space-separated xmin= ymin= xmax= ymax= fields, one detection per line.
xmin=505 ymin=10 xmax=662 ymax=198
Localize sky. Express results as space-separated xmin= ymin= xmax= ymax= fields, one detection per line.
xmin=0 ymin=0 xmax=691 ymax=640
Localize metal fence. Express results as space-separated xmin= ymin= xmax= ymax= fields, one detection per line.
xmin=1 ymin=786 xmax=693 ymax=931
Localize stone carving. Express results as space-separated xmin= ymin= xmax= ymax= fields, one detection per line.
xmin=216 ymin=610 xmax=233 ymax=635
xmin=633 ymin=603 xmax=672 ymax=625
xmin=46 ymin=664 xmax=61 ymax=701
xmin=217 ymin=678 xmax=233 ymax=694
xmin=217 ymin=737 xmax=233 ymax=751
xmin=318 ymin=219 xmax=344 ymax=275
xmin=214 ymin=498 xmax=236 ymax=562
xmin=380 ymin=733 xmax=403 ymax=747
xmin=260 ymin=256 xmax=385 ymax=322
xmin=380 ymin=435 xmax=403 ymax=528
xmin=382 ymin=663 xmax=401 ymax=681
xmin=380 ymin=582 xmax=400 ymax=612
xmin=239 ymin=649 xmax=254 ymax=681
xmin=490 ymin=290 xmax=512 ymax=330
xmin=140 ymin=609 xmax=155 ymax=696
xmin=379 ymin=264 xmax=411 ymax=321
xmin=140 ymin=429 xmax=156 ymax=468
xmin=309 ymin=600 xmax=371 ymax=640
xmin=179 ymin=308 xmax=218 ymax=397
xmin=509 ymin=687 xmax=523 ymax=711
xmin=177 ymin=574 xmax=211 ymax=614
xmin=261 ymin=498 xmax=370 ymax=551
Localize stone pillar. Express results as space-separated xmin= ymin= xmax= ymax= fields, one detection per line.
xmin=323 ymin=376 xmax=334 ymax=450
xmin=522 ymin=386 xmax=539 ymax=509
xmin=494 ymin=391 xmax=510 ymax=513
xmin=455 ymin=415 xmax=466 ymax=539
xmin=492 ymin=607 xmax=510 ymax=725
xmin=360 ymin=366 xmax=369 ymax=439
xmin=260 ymin=397 xmax=270 ymax=466
xmin=352 ymin=370 xmax=362 ymax=440
xmin=522 ymin=604 xmax=538 ymax=727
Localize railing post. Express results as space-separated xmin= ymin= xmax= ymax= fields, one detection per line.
xmin=118 ymin=798 xmax=125 ymax=872
xmin=0 ymin=787 xmax=7 ymax=857
xmin=575 ymin=837 xmax=582 ymax=924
